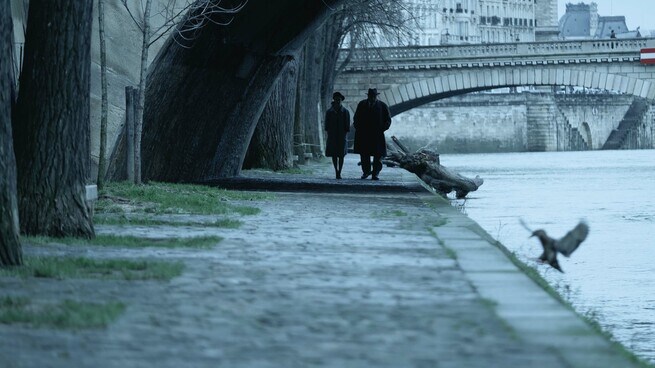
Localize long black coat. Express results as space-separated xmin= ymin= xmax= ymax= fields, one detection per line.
xmin=324 ymin=103 xmax=350 ymax=157
xmin=353 ymin=99 xmax=391 ymax=156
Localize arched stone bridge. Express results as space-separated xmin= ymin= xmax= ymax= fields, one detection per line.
xmin=334 ymin=38 xmax=655 ymax=116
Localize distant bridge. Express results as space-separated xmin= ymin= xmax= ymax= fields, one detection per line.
xmin=334 ymin=38 xmax=655 ymax=116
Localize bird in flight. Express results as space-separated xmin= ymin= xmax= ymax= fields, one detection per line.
xmin=520 ymin=219 xmax=589 ymax=272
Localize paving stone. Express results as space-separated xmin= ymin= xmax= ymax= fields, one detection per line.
xmin=0 ymin=156 xmax=644 ymax=368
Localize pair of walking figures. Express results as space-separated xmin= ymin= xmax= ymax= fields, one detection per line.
xmin=324 ymin=88 xmax=392 ymax=180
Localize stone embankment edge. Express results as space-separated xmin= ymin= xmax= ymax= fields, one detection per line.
xmin=415 ymin=179 xmax=650 ymax=368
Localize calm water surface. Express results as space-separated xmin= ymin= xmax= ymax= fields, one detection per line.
xmin=443 ymin=149 xmax=655 ymax=363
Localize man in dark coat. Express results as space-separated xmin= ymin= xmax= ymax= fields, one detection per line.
xmin=324 ymin=91 xmax=350 ymax=179
xmin=353 ymin=88 xmax=391 ymax=180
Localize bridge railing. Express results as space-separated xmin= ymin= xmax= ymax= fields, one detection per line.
xmin=338 ymin=38 xmax=653 ymax=64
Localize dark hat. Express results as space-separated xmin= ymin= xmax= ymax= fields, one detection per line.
xmin=367 ymin=88 xmax=380 ymax=96
xmin=332 ymin=91 xmax=345 ymax=101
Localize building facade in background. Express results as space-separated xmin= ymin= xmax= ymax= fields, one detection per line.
xmin=558 ymin=2 xmax=641 ymax=40
xmin=399 ymin=0 xmax=558 ymax=46
xmin=380 ymin=1 xmax=641 ymax=47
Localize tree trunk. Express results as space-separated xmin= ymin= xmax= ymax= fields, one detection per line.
xmin=293 ymin=49 xmax=308 ymax=165
xmin=126 ymin=86 xmax=136 ymax=182
xmin=141 ymin=1 xmax=343 ymax=182
xmin=243 ymin=60 xmax=299 ymax=170
xmin=13 ymin=0 xmax=95 ymax=238
xmin=320 ymin=13 xmax=346 ymax=110
xmin=299 ymin=32 xmax=324 ymax=159
xmin=105 ymin=86 xmax=137 ymax=182
xmin=134 ymin=0 xmax=153 ymax=185
xmin=0 ymin=0 xmax=22 ymax=266
xmin=97 ymin=0 xmax=108 ymax=189
xmin=385 ymin=136 xmax=484 ymax=199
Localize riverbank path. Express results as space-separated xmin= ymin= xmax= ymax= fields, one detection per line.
xmin=1 ymin=155 xmax=646 ymax=367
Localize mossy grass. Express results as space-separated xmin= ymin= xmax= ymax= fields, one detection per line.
xmin=433 ymin=217 xmax=448 ymax=227
xmin=25 ymin=235 xmax=222 ymax=249
xmin=244 ymin=166 xmax=313 ymax=175
xmin=98 ymin=181 xmax=269 ymax=216
xmin=373 ymin=209 xmax=408 ymax=218
xmin=94 ymin=215 xmax=242 ymax=228
xmin=278 ymin=167 xmax=313 ymax=175
xmin=0 ymin=256 xmax=184 ymax=281
xmin=0 ymin=296 xmax=125 ymax=329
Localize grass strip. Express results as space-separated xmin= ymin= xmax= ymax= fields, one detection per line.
xmin=26 ymin=235 xmax=223 ymax=249
xmin=98 ymin=181 xmax=269 ymax=215
xmin=0 ymin=256 xmax=184 ymax=281
xmin=0 ymin=296 xmax=125 ymax=329
xmin=93 ymin=215 xmax=242 ymax=228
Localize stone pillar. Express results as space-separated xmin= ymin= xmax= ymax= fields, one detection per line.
xmin=526 ymin=93 xmax=558 ymax=151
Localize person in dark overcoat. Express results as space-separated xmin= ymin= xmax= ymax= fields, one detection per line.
xmin=353 ymin=88 xmax=391 ymax=180
xmin=324 ymin=91 xmax=350 ymax=179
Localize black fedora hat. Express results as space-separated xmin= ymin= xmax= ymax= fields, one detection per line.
xmin=332 ymin=91 xmax=345 ymax=101
xmin=367 ymin=88 xmax=380 ymax=96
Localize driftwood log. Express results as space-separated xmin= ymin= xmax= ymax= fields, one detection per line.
xmin=384 ymin=136 xmax=483 ymax=199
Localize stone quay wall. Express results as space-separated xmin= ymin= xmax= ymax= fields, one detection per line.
xmin=385 ymin=93 xmax=528 ymax=153
xmin=11 ymin=0 xmax=182 ymax=179
xmin=384 ymin=92 xmax=650 ymax=153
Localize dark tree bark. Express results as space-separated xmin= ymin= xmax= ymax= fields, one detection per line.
xmin=293 ymin=49 xmax=308 ymax=165
xmin=97 ymin=0 xmax=109 ymax=189
xmin=243 ymin=60 xmax=299 ymax=170
xmin=13 ymin=0 xmax=95 ymax=238
xmin=0 ymin=0 xmax=22 ymax=266
xmin=141 ymin=0 xmax=343 ymax=182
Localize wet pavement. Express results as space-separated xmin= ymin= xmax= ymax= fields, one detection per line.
xmin=0 ymin=156 xmax=645 ymax=367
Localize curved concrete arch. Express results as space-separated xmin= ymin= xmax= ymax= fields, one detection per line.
xmin=384 ymin=67 xmax=654 ymax=117
xmin=580 ymin=122 xmax=593 ymax=148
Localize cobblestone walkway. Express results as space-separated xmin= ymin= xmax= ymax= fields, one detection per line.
xmin=0 ymin=156 xmax=644 ymax=367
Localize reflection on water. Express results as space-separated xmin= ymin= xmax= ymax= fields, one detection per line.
xmin=444 ymin=149 xmax=655 ymax=363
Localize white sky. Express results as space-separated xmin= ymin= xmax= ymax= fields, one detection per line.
xmin=558 ymin=0 xmax=655 ymax=31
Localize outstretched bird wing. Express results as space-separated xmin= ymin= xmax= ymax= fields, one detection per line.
xmin=554 ymin=221 xmax=589 ymax=257
xmin=519 ymin=218 xmax=533 ymax=233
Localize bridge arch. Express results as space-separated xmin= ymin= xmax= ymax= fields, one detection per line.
xmin=381 ymin=68 xmax=655 ymax=116
xmin=580 ymin=122 xmax=593 ymax=148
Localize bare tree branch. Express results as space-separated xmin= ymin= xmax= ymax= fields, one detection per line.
xmin=173 ymin=0 xmax=248 ymax=48
xmin=121 ymin=0 xmax=145 ymax=33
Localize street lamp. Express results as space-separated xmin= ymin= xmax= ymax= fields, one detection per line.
xmin=441 ymin=28 xmax=450 ymax=45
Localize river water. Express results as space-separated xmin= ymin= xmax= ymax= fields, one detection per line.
xmin=443 ymin=149 xmax=655 ymax=364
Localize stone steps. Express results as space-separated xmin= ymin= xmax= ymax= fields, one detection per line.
xmin=602 ymin=97 xmax=650 ymax=150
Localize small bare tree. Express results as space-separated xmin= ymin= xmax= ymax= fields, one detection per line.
xmin=291 ymin=0 xmax=418 ymax=162
xmin=120 ymin=0 xmax=247 ymax=184
xmin=325 ymin=0 xmax=419 ymax=104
